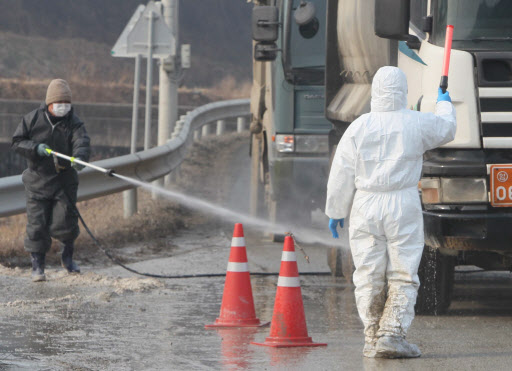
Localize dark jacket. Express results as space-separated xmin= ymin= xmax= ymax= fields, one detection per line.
xmin=12 ymin=104 xmax=90 ymax=198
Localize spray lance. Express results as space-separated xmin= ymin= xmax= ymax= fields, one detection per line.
xmin=440 ymin=25 xmax=454 ymax=93
xmin=43 ymin=147 xmax=326 ymax=278
xmin=46 ymin=148 xmax=115 ymax=177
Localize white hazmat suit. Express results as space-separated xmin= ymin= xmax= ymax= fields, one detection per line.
xmin=326 ymin=66 xmax=456 ymax=350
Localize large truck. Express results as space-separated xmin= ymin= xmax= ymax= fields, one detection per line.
xmin=249 ymin=0 xmax=332 ymax=241
xmin=250 ymin=0 xmax=512 ymax=314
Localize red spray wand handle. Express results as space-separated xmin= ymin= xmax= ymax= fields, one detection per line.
xmin=440 ymin=25 xmax=454 ymax=93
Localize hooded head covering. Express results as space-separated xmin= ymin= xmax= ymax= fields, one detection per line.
xmin=370 ymin=66 xmax=407 ymax=112
xmin=46 ymin=79 xmax=72 ymax=105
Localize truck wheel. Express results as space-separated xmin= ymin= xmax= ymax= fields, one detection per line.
xmin=415 ymin=245 xmax=456 ymax=315
xmin=268 ymin=199 xmax=309 ymax=242
xmin=341 ymin=247 xmax=355 ymax=284
xmin=263 ymin=173 xmax=285 ymax=242
xmin=327 ymin=247 xmax=342 ymax=277
xmin=271 ymin=233 xmax=285 ymax=243
xmin=327 ymin=247 xmax=354 ymax=283
xmin=249 ymin=135 xmax=266 ymax=218
xmin=326 ymin=143 xmax=354 ymax=282
xmin=264 ymin=171 xmax=311 ymax=243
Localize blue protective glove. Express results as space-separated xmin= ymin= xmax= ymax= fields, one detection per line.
xmin=36 ymin=143 xmax=51 ymax=157
xmin=329 ymin=218 xmax=344 ymax=239
xmin=437 ymin=87 xmax=451 ymax=103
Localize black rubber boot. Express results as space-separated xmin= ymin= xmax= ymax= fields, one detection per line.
xmin=61 ymin=241 xmax=80 ymax=274
xmin=31 ymin=253 xmax=46 ymax=282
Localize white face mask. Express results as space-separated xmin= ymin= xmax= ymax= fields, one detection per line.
xmin=52 ymin=103 xmax=71 ymax=117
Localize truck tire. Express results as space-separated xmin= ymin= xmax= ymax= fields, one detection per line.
xmin=341 ymin=247 xmax=355 ymax=284
xmin=265 ymin=175 xmax=285 ymax=242
xmin=249 ymin=135 xmax=266 ymax=219
xmin=271 ymin=231 xmax=285 ymax=243
xmin=415 ymin=245 xmax=456 ymax=315
xmin=264 ymin=168 xmax=311 ymax=243
xmin=327 ymin=247 xmax=354 ymax=283
xmin=250 ymin=134 xmax=283 ymax=242
xmin=269 ymin=198 xmax=311 ymax=242
xmin=327 ymin=247 xmax=342 ymax=277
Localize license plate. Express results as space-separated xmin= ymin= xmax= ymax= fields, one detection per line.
xmin=490 ymin=165 xmax=512 ymax=207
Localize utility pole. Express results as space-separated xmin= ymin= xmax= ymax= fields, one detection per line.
xmin=144 ymin=10 xmax=155 ymax=150
xmin=114 ymin=2 xmax=175 ymax=214
xmin=155 ymin=0 xmax=179 ymax=194
xmin=123 ymin=54 xmax=142 ymax=218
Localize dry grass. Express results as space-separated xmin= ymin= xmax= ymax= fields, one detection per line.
xmin=0 ymin=214 xmax=26 ymax=261
xmin=0 ymin=76 xmax=249 ymax=105
xmin=0 ymin=29 xmax=251 ymax=104
xmin=0 ymin=77 xmax=212 ymax=106
xmin=201 ymin=76 xmax=252 ymax=101
xmin=0 ymin=190 xmax=193 ymax=267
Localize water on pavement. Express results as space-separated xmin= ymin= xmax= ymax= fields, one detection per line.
xmin=0 ymin=232 xmax=511 ymax=370
xmin=2 ymin=135 xmax=512 ymax=369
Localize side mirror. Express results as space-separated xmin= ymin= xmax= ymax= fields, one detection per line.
xmin=254 ymin=42 xmax=278 ymax=62
xmin=374 ymin=0 xmax=410 ymax=40
xmin=252 ymin=6 xmax=279 ymax=42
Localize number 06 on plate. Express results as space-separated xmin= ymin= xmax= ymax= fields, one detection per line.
xmin=490 ymin=165 xmax=512 ymax=207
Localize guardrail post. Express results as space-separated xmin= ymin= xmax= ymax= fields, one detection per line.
xmin=123 ymin=189 xmax=138 ymax=218
xmin=153 ymin=119 xmax=185 ymax=199
xmin=164 ymin=171 xmax=171 ymax=187
xmin=171 ymin=119 xmax=184 ymax=139
xmin=165 ymin=164 xmax=181 ymax=186
xmin=216 ymin=120 xmax=226 ymax=136
xmin=123 ymin=53 xmax=142 ymax=218
xmin=202 ymin=124 xmax=211 ymax=138
xmin=194 ymin=129 xmax=201 ymax=141
xmin=237 ymin=116 xmax=247 ymax=133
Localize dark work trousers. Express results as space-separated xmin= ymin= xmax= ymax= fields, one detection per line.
xmin=24 ymin=185 xmax=79 ymax=254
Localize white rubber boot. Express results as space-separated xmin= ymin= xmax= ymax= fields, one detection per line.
xmin=363 ymin=339 xmax=378 ymax=358
xmin=376 ymin=336 xmax=421 ymax=359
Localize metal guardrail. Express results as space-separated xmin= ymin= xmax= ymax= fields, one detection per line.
xmin=0 ymin=99 xmax=250 ymax=217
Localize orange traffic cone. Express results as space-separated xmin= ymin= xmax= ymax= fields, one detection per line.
xmin=252 ymin=236 xmax=327 ymax=347
xmin=206 ymin=223 xmax=268 ymax=328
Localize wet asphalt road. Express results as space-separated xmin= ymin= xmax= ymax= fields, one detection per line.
xmin=0 ymin=229 xmax=512 ymax=370
xmin=1 ymin=136 xmax=512 ymax=370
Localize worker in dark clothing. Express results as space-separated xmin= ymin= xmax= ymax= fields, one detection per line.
xmin=12 ymin=79 xmax=90 ymax=282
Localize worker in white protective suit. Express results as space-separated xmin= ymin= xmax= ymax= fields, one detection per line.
xmin=325 ymin=66 xmax=456 ymax=358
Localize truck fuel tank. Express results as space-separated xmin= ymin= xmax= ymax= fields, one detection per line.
xmin=325 ymin=0 xmax=397 ymax=128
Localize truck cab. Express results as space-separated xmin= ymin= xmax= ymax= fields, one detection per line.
xmin=326 ymin=0 xmax=512 ymax=314
xmin=410 ymin=0 xmax=512 ymax=314
xmin=250 ymin=0 xmax=331 ymax=236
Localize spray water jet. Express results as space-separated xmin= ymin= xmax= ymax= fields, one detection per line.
xmin=47 ymin=149 xmax=337 ymax=247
